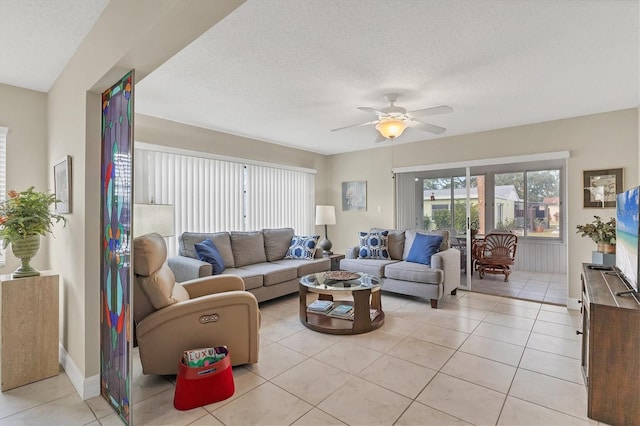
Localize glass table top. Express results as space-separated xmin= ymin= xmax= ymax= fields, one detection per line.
xmin=299 ymin=272 xmax=381 ymax=292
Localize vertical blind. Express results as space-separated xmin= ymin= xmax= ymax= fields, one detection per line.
xmin=134 ymin=148 xmax=315 ymax=256
xmin=245 ymin=164 xmax=315 ymax=232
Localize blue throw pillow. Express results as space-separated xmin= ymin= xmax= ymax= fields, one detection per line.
xmin=406 ymin=233 xmax=443 ymax=266
xmin=194 ymin=239 xmax=225 ymax=275
xmin=285 ymin=235 xmax=320 ymax=260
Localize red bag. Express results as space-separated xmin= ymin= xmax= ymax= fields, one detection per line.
xmin=173 ymin=347 xmax=235 ymax=410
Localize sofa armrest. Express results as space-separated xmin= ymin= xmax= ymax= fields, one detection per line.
xmin=181 ymin=274 xmax=246 ymax=299
xmin=345 ymin=246 xmax=359 ymax=259
xmin=168 ymin=255 xmax=212 ymax=282
xmin=432 ymin=248 xmax=461 ymax=295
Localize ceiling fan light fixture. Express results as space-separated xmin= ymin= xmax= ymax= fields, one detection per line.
xmin=375 ymin=119 xmax=407 ymax=139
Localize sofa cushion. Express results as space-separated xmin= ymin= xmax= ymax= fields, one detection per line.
xmin=231 ymin=231 xmax=267 ymax=267
xmin=180 ymin=232 xmax=235 ymax=268
xmin=402 ymin=229 xmax=450 ymax=260
xmin=222 ymin=267 xmax=264 ymax=291
xmin=272 ymin=257 xmax=331 ymax=276
xmin=385 ymin=260 xmax=443 ymax=285
xmin=406 ymin=233 xmax=443 ymax=266
xmin=263 ymin=228 xmax=295 ymax=261
xmin=371 ymin=228 xmax=405 ymax=260
xmin=239 ymin=262 xmax=298 ymax=286
xmin=340 ymin=257 xmax=399 ymax=278
xmin=194 ymin=239 xmax=225 ymax=275
xmin=358 ymin=231 xmax=390 ymax=259
xmin=285 ymin=235 xmax=320 ymax=260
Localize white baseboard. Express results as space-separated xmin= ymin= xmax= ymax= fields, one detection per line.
xmin=566 ymin=298 xmax=581 ymax=311
xmin=59 ymin=343 xmax=100 ymax=400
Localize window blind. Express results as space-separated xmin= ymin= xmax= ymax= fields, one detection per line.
xmin=134 ymin=147 xmax=315 ymax=257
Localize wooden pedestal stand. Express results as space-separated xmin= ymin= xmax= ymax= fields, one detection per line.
xmin=0 ymin=271 xmax=59 ymax=391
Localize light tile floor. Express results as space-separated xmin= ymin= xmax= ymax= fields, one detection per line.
xmin=0 ymin=290 xmax=606 ymax=426
xmin=464 ymin=270 xmax=568 ymax=306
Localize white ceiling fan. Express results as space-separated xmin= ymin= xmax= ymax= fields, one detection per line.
xmin=331 ymin=94 xmax=453 ymax=143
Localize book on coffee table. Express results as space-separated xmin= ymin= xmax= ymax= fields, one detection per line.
xmin=307 ymin=300 xmax=334 ymax=313
xmin=327 ymin=304 xmax=354 ymax=319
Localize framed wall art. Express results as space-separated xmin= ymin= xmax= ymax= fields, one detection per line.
xmin=583 ymin=168 xmax=622 ymax=208
xmin=342 ymin=181 xmax=367 ymax=211
xmin=53 ymin=155 xmax=72 ymax=214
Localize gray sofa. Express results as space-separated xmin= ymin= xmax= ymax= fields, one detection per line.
xmin=339 ymin=228 xmax=460 ymax=308
xmin=168 ymin=228 xmax=330 ymax=303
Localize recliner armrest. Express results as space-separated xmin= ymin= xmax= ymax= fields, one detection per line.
xmin=168 ymin=255 xmax=212 ymax=282
xmin=136 ymin=290 xmax=260 ymax=373
xmin=136 ymin=290 xmax=259 ymax=338
xmin=181 ymin=274 xmax=246 ymax=298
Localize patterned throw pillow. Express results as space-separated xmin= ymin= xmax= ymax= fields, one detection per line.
xmin=358 ymin=231 xmax=390 ymax=259
xmin=285 ymin=235 xmax=320 ymax=260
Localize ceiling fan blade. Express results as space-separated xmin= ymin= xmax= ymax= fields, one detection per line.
xmin=330 ymin=120 xmax=378 ymax=132
xmin=373 ymin=133 xmax=387 ymax=143
xmin=357 ymin=106 xmax=386 ymax=116
xmin=407 ymin=105 xmax=453 ymax=117
xmin=408 ymin=118 xmax=447 ymax=135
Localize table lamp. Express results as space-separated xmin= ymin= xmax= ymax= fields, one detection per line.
xmin=133 ymin=203 xmax=175 ymax=237
xmin=315 ymin=205 xmax=336 ymax=255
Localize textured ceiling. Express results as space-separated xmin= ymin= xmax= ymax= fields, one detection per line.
xmin=0 ymin=0 xmax=109 ymax=92
xmin=1 ymin=1 xmax=638 ymax=155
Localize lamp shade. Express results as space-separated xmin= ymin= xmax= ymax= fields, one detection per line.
xmin=133 ymin=204 xmax=175 ymax=237
xmin=315 ymin=205 xmax=336 ymax=226
xmin=375 ymin=119 xmax=407 ymax=139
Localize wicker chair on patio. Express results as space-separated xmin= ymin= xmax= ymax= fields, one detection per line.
xmin=475 ymin=232 xmax=518 ymax=282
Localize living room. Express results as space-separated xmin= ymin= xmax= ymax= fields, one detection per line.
xmin=0 ymin=0 xmax=639 ymax=424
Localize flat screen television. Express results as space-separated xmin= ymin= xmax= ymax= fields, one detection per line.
xmin=615 ymin=186 xmax=639 ymax=293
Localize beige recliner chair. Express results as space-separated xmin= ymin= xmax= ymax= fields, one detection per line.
xmin=133 ymin=232 xmax=260 ymax=375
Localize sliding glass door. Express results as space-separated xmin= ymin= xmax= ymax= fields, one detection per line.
xmin=417 ymin=171 xmax=483 ymax=290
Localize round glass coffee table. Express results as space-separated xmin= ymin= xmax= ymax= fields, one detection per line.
xmin=298 ymin=272 xmax=384 ymax=335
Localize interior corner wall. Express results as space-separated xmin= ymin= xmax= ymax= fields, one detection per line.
xmin=0 ymin=84 xmax=51 ymax=274
xmin=326 ymin=108 xmax=638 ymax=306
xmin=43 ymin=0 xmax=247 ymax=399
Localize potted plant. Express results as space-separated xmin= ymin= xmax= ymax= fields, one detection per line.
xmin=470 ymin=217 xmax=480 ymax=238
xmin=576 ymin=215 xmax=616 ymax=254
xmin=0 ymin=187 xmax=66 ymax=277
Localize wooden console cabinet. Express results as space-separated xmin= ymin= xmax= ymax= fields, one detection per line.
xmin=0 ymin=271 xmax=59 ymax=391
xmin=580 ymin=263 xmax=640 ymax=424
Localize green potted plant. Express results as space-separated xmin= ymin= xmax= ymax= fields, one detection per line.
xmin=0 ymin=187 xmax=66 ymax=277
xmin=470 ymin=217 xmax=480 ymax=238
xmin=576 ymin=215 xmax=616 ymax=254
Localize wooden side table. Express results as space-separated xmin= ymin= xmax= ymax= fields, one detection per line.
xmin=1 ymin=271 xmax=59 ymax=391
xmin=325 ymin=253 xmax=345 ymax=271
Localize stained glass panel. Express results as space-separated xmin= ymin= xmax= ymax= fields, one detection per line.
xmin=100 ymin=70 xmax=134 ymax=425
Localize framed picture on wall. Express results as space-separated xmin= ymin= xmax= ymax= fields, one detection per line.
xmin=583 ymin=168 xmax=622 ymax=208
xmin=53 ymin=155 xmax=72 ymax=214
xmin=342 ymin=181 xmax=367 ymax=211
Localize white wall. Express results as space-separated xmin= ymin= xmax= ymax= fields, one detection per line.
xmin=326 ymin=108 xmax=639 ymax=305
xmin=0 ymin=84 xmax=51 ymax=274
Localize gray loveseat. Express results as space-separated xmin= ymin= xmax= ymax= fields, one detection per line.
xmin=339 ymin=228 xmax=460 ymax=308
xmin=168 ymin=228 xmax=330 ymax=303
